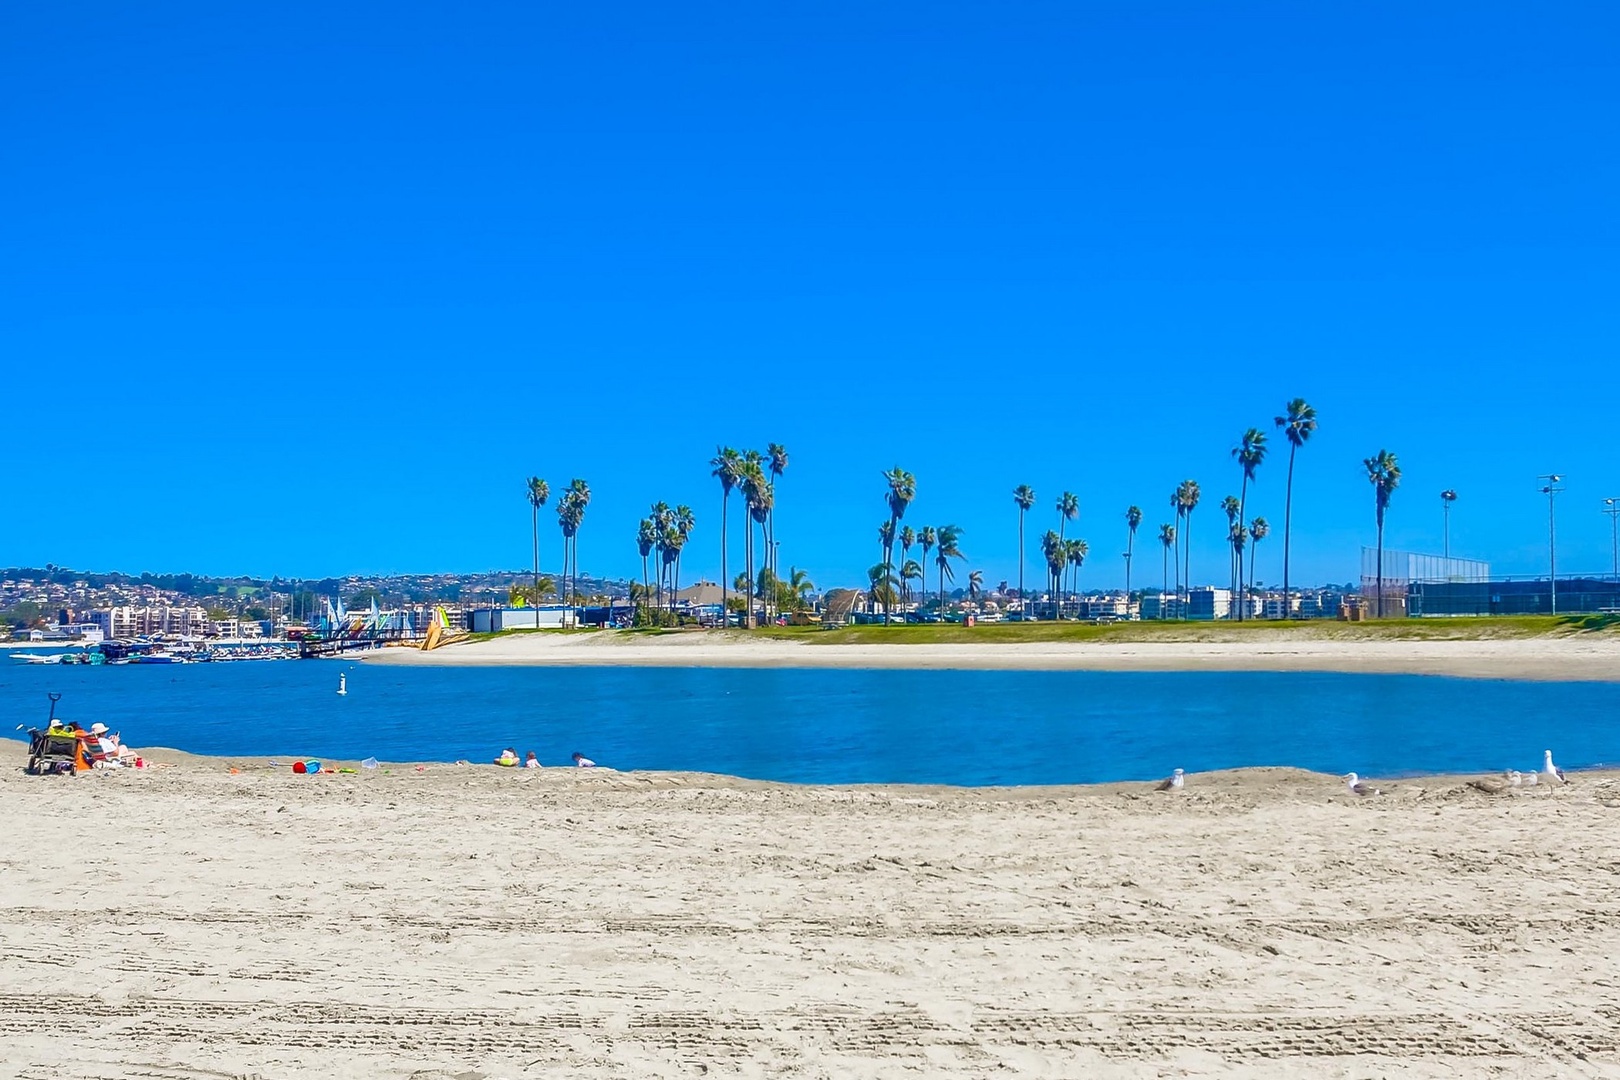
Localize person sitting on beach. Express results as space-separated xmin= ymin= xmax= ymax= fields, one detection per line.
xmin=494 ymin=748 xmax=519 ymax=767
xmin=524 ymin=751 xmax=540 ymax=769
xmin=571 ymin=751 xmax=596 ymax=768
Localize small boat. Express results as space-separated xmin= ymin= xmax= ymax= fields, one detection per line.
xmin=337 ymin=672 xmax=347 ymax=695
xmin=12 ymin=653 xmax=64 ymax=665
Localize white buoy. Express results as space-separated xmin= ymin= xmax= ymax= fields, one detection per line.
xmin=337 ymin=672 xmax=347 ymax=696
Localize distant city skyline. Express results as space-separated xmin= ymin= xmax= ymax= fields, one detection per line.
xmin=4 ymin=4 xmax=1617 ymax=585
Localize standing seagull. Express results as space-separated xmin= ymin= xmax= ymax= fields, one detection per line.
xmin=1156 ymin=768 xmax=1185 ymax=791
xmin=1344 ymin=772 xmax=1381 ymax=797
xmin=1543 ymin=750 xmax=1567 ymax=784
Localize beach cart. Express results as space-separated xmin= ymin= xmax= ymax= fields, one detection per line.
xmin=25 ymin=693 xmax=83 ymax=775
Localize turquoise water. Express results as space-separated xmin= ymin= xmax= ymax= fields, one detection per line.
xmin=2 ymin=652 xmax=1613 ymax=785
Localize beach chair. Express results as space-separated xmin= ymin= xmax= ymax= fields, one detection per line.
xmin=26 ymin=729 xmax=81 ymax=775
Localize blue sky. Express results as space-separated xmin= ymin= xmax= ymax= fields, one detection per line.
xmin=3 ymin=1 xmax=1618 ymax=590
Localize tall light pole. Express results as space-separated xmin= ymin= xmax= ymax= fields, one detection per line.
xmin=1604 ymin=498 xmax=1620 ymax=581
xmin=1538 ymin=475 xmax=1563 ymax=615
xmin=1440 ymin=489 xmax=1457 ymax=561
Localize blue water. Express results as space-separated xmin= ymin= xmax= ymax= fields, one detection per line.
xmin=1 ymin=653 xmax=1614 ymax=785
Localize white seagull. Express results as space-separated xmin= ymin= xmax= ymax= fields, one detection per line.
xmin=1542 ymin=750 xmax=1567 ymax=784
xmin=1506 ymin=769 xmax=1522 ymax=787
xmin=1156 ymin=768 xmax=1185 ymax=791
xmin=1524 ymin=769 xmax=1540 ymax=787
xmin=1344 ymin=772 xmax=1381 ymax=797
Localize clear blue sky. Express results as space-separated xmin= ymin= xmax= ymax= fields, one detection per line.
xmin=3 ymin=2 xmax=1618 ymax=590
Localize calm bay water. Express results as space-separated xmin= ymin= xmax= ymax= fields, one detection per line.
xmin=2 ymin=652 xmax=1614 ymax=785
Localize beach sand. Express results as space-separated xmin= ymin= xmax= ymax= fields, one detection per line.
xmin=367 ymin=629 xmax=1620 ymax=681
xmin=5 ymin=741 xmax=1619 ymax=1077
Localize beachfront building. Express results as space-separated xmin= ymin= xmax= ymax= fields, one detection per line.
xmin=1138 ymin=592 xmax=1183 ymax=620
xmin=86 ymin=606 xmax=138 ymax=639
xmin=1187 ymin=587 xmax=1231 ymax=620
xmin=469 ymin=606 xmax=574 ymax=632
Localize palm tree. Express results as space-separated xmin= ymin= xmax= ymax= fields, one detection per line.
xmin=876 ymin=521 xmax=896 ymax=615
xmin=739 ymin=452 xmax=766 ymax=627
xmin=1274 ymin=399 xmax=1318 ymax=619
xmin=749 ymin=477 xmax=773 ymax=625
xmin=1364 ymin=450 xmax=1401 ymax=617
xmin=967 ymin=569 xmax=984 ymax=606
xmin=636 ymin=517 xmax=656 ymax=623
xmin=882 ymin=467 xmax=917 ymax=625
xmin=1066 ymin=539 xmax=1088 ymax=604
xmin=1041 ymin=530 xmax=1064 ymax=618
xmin=899 ymin=525 xmax=916 ymax=606
xmin=1124 ymin=505 xmax=1142 ymax=598
xmin=1221 ymin=494 xmax=1241 ymax=604
xmin=788 ymin=567 xmax=815 ymax=611
xmin=1169 ymin=489 xmax=1184 ymax=616
xmin=1248 ymin=517 xmax=1270 ymax=616
xmin=768 ymin=443 xmax=788 ymax=581
xmin=1053 ymin=492 xmax=1078 ymax=617
xmin=525 ymin=477 xmax=550 ymax=630
xmin=1176 ymin=480 xmax=1200 ymax=619
xmin=934 ymin=524 xmax=964 ymax=614
xmin=918 ymin=526 xmax=936 ymax=613
xmin=866 ymin=563 xmax=898 ymax=613
xmin=1232 ymin=428 xmax=1268 ymax=620
xmin=1227 ymin=521 xmax=1246 ymax=619
xmin=1014 ymin=485 xmax=1036 ymax=610
xmin=1157 ymin=523 xmax=1176 ymax=619
xmin=710 ymin=447 xmax=742 ymax=627
xmin=671 ymin=505 xmax=695 ymax=617
xmin=900 ymin=559 xmax=923 ymax=610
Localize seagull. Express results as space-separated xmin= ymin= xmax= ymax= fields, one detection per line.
xmin=1469 ymin=773 xmax=1514 ymax=795
xmin=1506 ymin=769 xmax=1522 ymax=787
xmin=1523 ymin=770 xmax=1540 ymax=787
xmin=1344 ymin=772 xmax=1381 ymax=797
xmin=1156 ymin=768 xmax=1185 ymax=791
xmin=1543 ymin=750 xmax=1567 ymax=784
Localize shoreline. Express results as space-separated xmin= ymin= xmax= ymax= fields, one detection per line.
xmin=6 ymin=740 xmax=1612 ymax=793
xmin=362 ymin=630 xmax=1620 ymax=681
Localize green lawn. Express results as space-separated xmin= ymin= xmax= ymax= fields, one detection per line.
xmin=743 ymin=614 xmax=1620 ymax=645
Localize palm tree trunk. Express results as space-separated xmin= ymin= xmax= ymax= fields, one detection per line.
xmin=1017 ymin=511 xmax=1024 ymax=616
xmin=532 ymin=506 xmax=540 ymax=631
xmin=1249 ymin=540 xmax=1259 ymax=618
xmin=745 ymin=516 xmax=755 ymax=629
xmin=1125 ymin=531 xmax=1133 ymax=596
xmin=1183 ymin=512 xmax=1193 ymax=620
xmin=1376 ymin=518 xmax=1384 ymax=618
xmin=1161 ymin=545 xmax=1168 ymax=619
xmin=1173 ymin=522 xmax=1181 ymax=620
xmin=719 ymin=493 xmax=728 ymax=628
xmin=1283 ymin=444 xmax=1296 ymax=620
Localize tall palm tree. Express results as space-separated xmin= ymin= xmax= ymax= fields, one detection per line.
xmin=1248 ymin=517 xmax=1270 ymax=616
xmin=767 ymin=443 xmax=788 ymax=581
xmin=877 ymin=521 xmax=896 ymax=615
xmin=967 ymin=569 xmax=984 ymax=605
xmin=748 ymin=477 xmax=773 ymax=625
xmin=1124 ymin=505 xmax=1142 ymax=598
xmin=566 ymin=479 xmax=591 ymax=612
xmin=1227 ymin=521 xmax=1246 ymax=619
xmin=648 ymin=501 xmax=672 ymax=613
xmin=525 ymin=477 xmax=550 ymax=630
xmin=636 ymin=517 xmax=656 ymax=624
xmin=1274 ymin=399 xmax=1318 ymax=619
xmin=867 ymin=563 xmax=898 ymax=613
xmin=1041 ymin=530 xmax=1064 ymax=618
xmin=1178 ymin=480 xmax=1201 ymax=619
xmin=918 ymin=526 xmax=936 ymax=614
xmin=934 ymin=524 xmax=964 ymax=613
xmin=739 ymin=452 xmax=766 ymax=627
xmin=1364 ymin=450 xmax=1401 ymax=617
xmin=1157 ymin=523 xmax=1176 ymax=619
xmin=1169 ymin=488 xmax=1184 ymax=615
xmin=882 ymin=467 xmax=916 ymax=625
xmin=1014 ymin=485 xmax=1036 ymax=610
xmin=1066 ymin=539 xmax=1088 ymax=604
xmin=1053 ymin=492 xmax=1078 ymax=617
xmin=899 ymin=525 xmax=916 ymax=606
xmin=671 ymin=505 xmax=695 ymax=616
xmin=1221 ymin=494 xmax=1241 ymax=604
xmin=710 ymin=447 xmax=742 ymax=627
xmin=1232 ymin=428 xmax=1268 ymax=620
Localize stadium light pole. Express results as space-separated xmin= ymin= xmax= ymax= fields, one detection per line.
xmin=1538 ymin=475 xmax=1564 ymax=615
xmin=1440 ymin=489 xmax=1457 ymax=561
xmin=1604 ymin=498 xmax=1620 ymax=581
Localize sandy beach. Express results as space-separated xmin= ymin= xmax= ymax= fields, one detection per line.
xmin=6 ymin=740 xmax=1620 ymax=1078
xmin=367 ymin=629 xmax=1620 ymax=681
